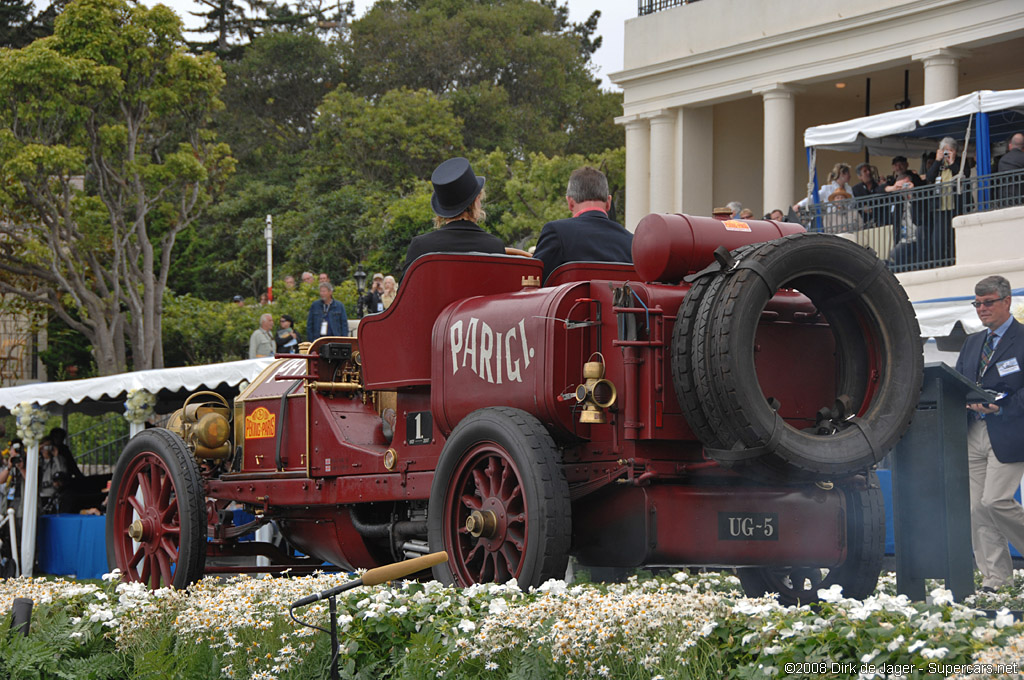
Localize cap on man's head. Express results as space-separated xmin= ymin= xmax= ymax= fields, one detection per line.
xmin=891 ymin=155 xmax=908 ymax=165
xmin=232 ymin=295 xmax=244 ymax=302
xmin=430 ymin=157 xmax=485 ymax=218
xmin=372 ymin=273 xmax=384 ymax=281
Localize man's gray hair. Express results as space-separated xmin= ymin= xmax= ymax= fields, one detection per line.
xmin=976 ymin=275 xmax=1011 ymax=299
xmin=566 ymin=167 xmax=610 ymax=203
xmin=939 ymin=136 xmax=958 ymax=151
xmin=319 ymin=281 xmax=333 ymax=293
xmin=260 ymin=313 xmax=273 ymax=324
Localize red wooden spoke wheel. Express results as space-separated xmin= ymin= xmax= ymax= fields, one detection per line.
xmin=106 ymin=429 xmax=206 ymax=589
xmin=428 ymin=408 xmax=570 ymax=589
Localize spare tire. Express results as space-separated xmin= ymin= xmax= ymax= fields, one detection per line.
xmin=681 ymin=233 xmax=922 ymax=480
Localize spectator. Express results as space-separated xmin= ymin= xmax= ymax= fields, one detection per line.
xmin=307 ymin=282 xmax=349 ymax=341
xmin=284 ymin=275 xmax=297 ymax=290
xmin=403 ymin=157 xmax=505 ymax=272
xmin=884 ymin=155 xmax=923 ymax=187
xmin=533 ymin=166 xmax=634 ymax=285
xmin=923 ymin=136 xmax=971 ymax=265
xmin=955 ymin=275 xmax=1024 ymax=592
xmin=1 ymin=441 xmax=26 ymax=522
xmin=725 ymin=201 xmax=743 ymax=218
xmin=793 ymin=163 xmax=854 ymax=212
xmin=248 ymin=313 xmax=275 ymax=359
xmin=767 ymin=209 xmax=785 ymax=221
xmin=997 ymin=133 xmax=1024 ymax=202
xmin=363 ymin=273 xmax=385 ymax=315
xmin=276 ymin=315 xmax=299 ymax=353
xmin=738 ymin=208 xmax=754 ymax=219
xmin=47 ymin=427 xmax=82 ymax=481
xmin=318 ymin=273 xmax=330 ymax=285
xmin=38 ymin=437 xmax=67 ymax=515
xmin=852 ymin=163 xmax=886 ymax=227
xmin=232 ymin=295 xmax=245 ymax=306
xmin=997 ymin=132 xmax=1024 ymax=173
xmin=887 ymin=170 xmax=929 ymax=269
xmin=258 ymin=292 xmax=269 ymax=305
xmin=381 ymin=275 xmax=398 ymax=310
xmin=301 ymin=271 xmax=314 ymax=286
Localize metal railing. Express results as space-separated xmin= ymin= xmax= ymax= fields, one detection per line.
xmin=68 ymin=415 xmax=129 ymax=476
xmin=638 ymin=0 xmax=693 ymax=16
xmin=794 ymin=168 xmax=1024 ymax=273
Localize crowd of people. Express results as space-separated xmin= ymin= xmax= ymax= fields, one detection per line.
xmin=779 ymin=133 xmax=1024 ymax=270
xmin=242 ymin=271 xmax=401 ymax=359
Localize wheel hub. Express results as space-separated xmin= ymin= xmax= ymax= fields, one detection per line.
xmin=128 ymin=519 xmax=145 ymax=541
xmin=465 ymin=510 xmax=498 ymax=538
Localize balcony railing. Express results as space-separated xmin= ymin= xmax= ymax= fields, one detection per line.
xmin=638 ymin=0 xmax=694 ymax=17
xmin=793 ymin=168 xmax=1024 ymax=273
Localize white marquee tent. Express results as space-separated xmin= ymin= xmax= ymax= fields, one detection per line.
xmin=0 ymin=358 xmax=275 ymax=578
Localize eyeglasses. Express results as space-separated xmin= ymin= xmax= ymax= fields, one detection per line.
xmin=971 ymin=296 xmax=1007 ymax=308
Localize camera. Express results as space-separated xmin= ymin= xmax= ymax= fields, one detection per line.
xmin=9 ymin=453 xmax=21 ymax=465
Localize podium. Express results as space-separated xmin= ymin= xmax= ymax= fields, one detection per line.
xmin=890 ymin=362 xmax=993 ymax=601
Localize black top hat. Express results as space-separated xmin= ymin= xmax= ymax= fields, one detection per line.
xmin=430 ymin=157 xmax=485 ymax=218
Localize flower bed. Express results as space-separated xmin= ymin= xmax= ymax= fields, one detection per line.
xmin=2 ymin=569 xmax=1024 ymax=679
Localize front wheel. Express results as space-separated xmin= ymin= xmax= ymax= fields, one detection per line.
xmin=106 ymin=429 xmax=206 ymax=589
xmin=737 ymin=473 xmax=885 ymax=605
xmin=428 ymin=407 xmax=570 ymax=588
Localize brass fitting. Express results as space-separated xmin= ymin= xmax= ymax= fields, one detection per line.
xmin=575 ymin=353 xmax=617 ymax=424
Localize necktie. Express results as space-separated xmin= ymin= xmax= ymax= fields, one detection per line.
xmin=978 ymin=331 xmax=996 ymax=378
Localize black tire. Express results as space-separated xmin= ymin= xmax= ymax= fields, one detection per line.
xmin=428 ymin=407 xmax=570 ymax=588
xmin=106 ymin=429 xmax=206 ymax=589
xmin=691 ymin=233 xmax=922 ymax=479
xmin=737 ymin=472 xmax=885 ymax=605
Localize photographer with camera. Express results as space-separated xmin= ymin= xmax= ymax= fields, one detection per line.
xmin=1 ymin=441 xmax=27 ymax=522
xmin=923 ymin=136 xmax=972 ymax=267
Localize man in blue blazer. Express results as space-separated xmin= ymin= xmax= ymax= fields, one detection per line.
xmin=955 ymin=275 xmax=1024 ymax=590
xmin=533 ymin=166 xmax=633 ymax=284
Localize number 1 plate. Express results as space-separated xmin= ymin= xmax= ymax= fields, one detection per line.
xmin=406 ymin=411 xmax=432 ymax=445
xmin=718 ymin=512 xmax=778 ymax=541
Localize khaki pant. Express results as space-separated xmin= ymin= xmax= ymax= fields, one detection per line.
xmin=968 ymin=420 xmax=1024 ymax=588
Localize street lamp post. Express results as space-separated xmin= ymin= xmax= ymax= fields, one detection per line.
xmin=354 ymin=265 xmax=367 ymax=318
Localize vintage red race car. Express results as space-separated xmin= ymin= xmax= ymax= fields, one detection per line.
xmin=107 ymin=213 xmax=922 ymax=604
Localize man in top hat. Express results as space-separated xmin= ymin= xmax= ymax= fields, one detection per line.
xmin=403 ymin=157 xmax=505 ymax=272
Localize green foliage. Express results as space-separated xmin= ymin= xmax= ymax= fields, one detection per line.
xmin=342 ymin=0 xmax=623 ymax=156
xmin=0 ymin=0 xmax=234 ymax=374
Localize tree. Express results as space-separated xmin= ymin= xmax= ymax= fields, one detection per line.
xmin=342 ymin=0 xmax=623 ymax=156
xmin=189 ymin=0 xmax=353 ymax=60
xmin=0 ymin=0 xmax=233 ymax=375
xmin=0 ymin=0 xmax=68 ymax=48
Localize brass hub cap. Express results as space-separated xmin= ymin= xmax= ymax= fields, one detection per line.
xmin=465 ymin=510 xmax=498 ymax=538
xmin=128 ymin=519 xmax=145 ymax=542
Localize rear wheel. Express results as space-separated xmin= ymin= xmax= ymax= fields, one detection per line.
xmin=428 ymin=407 xmax=570 ymax=588
xmin=737 ymin=473 xmax=885 ymax=605
xmin=106 ymin=429 xmax=206 ymax=589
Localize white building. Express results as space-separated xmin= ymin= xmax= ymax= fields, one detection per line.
xmin=612 ymin=0 xmax=1024 ymax=230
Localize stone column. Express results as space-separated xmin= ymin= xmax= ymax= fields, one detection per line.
xmin=677 ymin=106 xmax=714 ymax=217
xmin=648 ymin=110 xmax=676 ymax=216
xmin=756 ymin=84 xmax=798 ymax=216
xmin=914 ymin=48 xmax=968 ymax=104
xmin=622 ymin=117 xmax=651 ymax=232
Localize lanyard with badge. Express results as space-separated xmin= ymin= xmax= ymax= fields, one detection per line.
xmin=320 ymin=302 xmax=329 ymax=336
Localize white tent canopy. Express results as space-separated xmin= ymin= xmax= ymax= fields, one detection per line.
xmin=912 ymin=288 xmax=1024 ymax=339
xmin=804 ymin=89 xmax=1024 ymax=152
xmin=0 ymin=358 xmax=275 ymax=416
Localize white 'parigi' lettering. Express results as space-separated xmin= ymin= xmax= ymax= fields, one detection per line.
xmin=450 ymin=316 xmax=535 ymax=384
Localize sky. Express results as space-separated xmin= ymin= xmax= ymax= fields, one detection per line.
xmin=148 ymin=0 xmax=631 ymax=90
